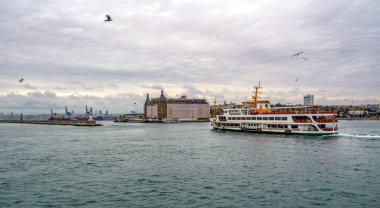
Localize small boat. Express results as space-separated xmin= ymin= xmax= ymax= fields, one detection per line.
xmin=210 ymin=82 xmax=338 ymax=135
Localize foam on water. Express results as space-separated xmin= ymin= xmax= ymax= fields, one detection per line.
xmin=331 ymin=133 xmax=380 ymax=139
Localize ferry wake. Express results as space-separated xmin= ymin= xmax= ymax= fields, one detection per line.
xmin=210 ymin=82 xmax=338 ymax=135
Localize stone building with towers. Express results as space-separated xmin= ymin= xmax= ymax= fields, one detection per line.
xmin=144 ymin=90 xmax=210 ymax=121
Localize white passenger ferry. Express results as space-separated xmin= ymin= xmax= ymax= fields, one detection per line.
xmin=210 ymin=82 xmax=338 ymax=135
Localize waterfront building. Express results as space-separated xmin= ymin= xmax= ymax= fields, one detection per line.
xmin=144 ymin=90 xmax=210 ymax=121
xmin=210 ymin=101 xmax=242 ymax=117
xmin=242 ymin=101 xmax=253 ymax=109
xmin=304 ymin=94 xmax=314 ymax=105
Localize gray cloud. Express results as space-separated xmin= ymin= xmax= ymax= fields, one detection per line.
xmin=141 ymin=84 xmax=164 ymax=90
xmin=0 ymin=90 xmax=145 ymax=114
xmin=0 ymin=0 xmax=379 ymax=113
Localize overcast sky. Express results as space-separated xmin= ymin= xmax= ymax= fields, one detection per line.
xmin=1 ymin=0 xmax=379 ymax=114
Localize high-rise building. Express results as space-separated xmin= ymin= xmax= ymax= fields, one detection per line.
xmin=304 ymin=94 xmax=314 ymax=106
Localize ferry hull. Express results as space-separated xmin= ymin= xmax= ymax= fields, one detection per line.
xmin=211 ymin=125 xmax=338 ymax=135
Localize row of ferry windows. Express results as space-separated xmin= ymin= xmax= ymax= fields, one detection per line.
xmin=221 ymin=124 xmax=298 ymax=128
xmin=227 ymin=117 xmax=288 ymax=121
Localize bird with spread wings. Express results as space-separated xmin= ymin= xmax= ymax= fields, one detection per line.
xmin=291 ymin=51 xmax=303 ymax=57
xmin=104 ymin=14 xmax=113 ymax=21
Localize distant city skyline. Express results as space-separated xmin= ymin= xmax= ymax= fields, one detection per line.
xmin=1 ymin=0 xmax=379 ymax=113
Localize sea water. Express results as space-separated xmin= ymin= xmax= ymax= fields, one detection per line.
xmin=0 ymin=120 xmax=379 ymax=207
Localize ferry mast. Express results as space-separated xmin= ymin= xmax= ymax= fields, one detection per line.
xmin=252 ymin=81 xmax=262 ymax=109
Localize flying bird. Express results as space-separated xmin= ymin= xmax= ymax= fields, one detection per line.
xmin=301 ymin=57 xmax=308 ymax=61
xmin=291 ymin=51 xmax=303 ymax=57
xmin=18 ymin=78 xmax=24 ymax=83
xmin=295 ymin=79 xmax=298 ymax=82
xmin=104 ymin=14 xmax=113 ymax=22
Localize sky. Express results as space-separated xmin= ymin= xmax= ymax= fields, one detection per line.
xmin=0 ymin=0 xmax=379 ymax=114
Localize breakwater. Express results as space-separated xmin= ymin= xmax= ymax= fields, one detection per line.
xmin=0 ymin=120 xmax=102 ymax=126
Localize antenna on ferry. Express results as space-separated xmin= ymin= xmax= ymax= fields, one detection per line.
xmin=212 ymin=97 xmax=217 ymax=118
xmin=252 ymin=81 xmax=262 ymax=109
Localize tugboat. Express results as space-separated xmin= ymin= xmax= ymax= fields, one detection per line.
xmin=210 ymin=82 xmax=338 ymax=135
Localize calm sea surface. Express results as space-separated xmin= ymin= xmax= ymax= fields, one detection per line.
xmin=1 ymin=120 xmax=379 ymax=207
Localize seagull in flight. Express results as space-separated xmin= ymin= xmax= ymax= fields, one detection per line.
xmin=291 ymin=51 xmax=303 ymax=57
xmin=104 ymin=14 xmax=113 ymax=22
xmin=301 ymin=57 xmax=308 ymax=61
xmin=18 ymin=78 xmax=24 ymax=83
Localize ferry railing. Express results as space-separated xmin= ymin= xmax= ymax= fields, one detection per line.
xmin=314 ymin=119 xmax=338 ymax=123
xmin=293 ymin=119 xmax=312 ymax=123
xmin=250 ymin=111 xmax=335 ymax=115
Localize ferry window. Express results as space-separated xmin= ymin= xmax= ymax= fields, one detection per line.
xmin=269 ymin=117 xmax=274 ymax=120
xmin=252 ymin=117 xmax=256 ymax=120
xmin=291 ymin=125 xmax=298 ymax=128
xmin=224 ymin=110 xmax=227 ymax=113
xmin=263 ymin=117 xmax=268 ymax=120
xmin=242 ymin=117 xmax=246 ymax=120
xmin=232 ymin=117 xmax=236 ymax=120
xmin=278 ymin=124 xmax=284 ymax=128
xmin=275 ymin=117 xmax=281 ymax=120
xmin=257 ymin=117 xmax=262 ymax=120
xmin=227 ymin=117 xmax=231 ymax=120
xmin=282 ymin=117 xmax=287 ymax=120
xmin=265 ymin=104 xmax=268 ymax=108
